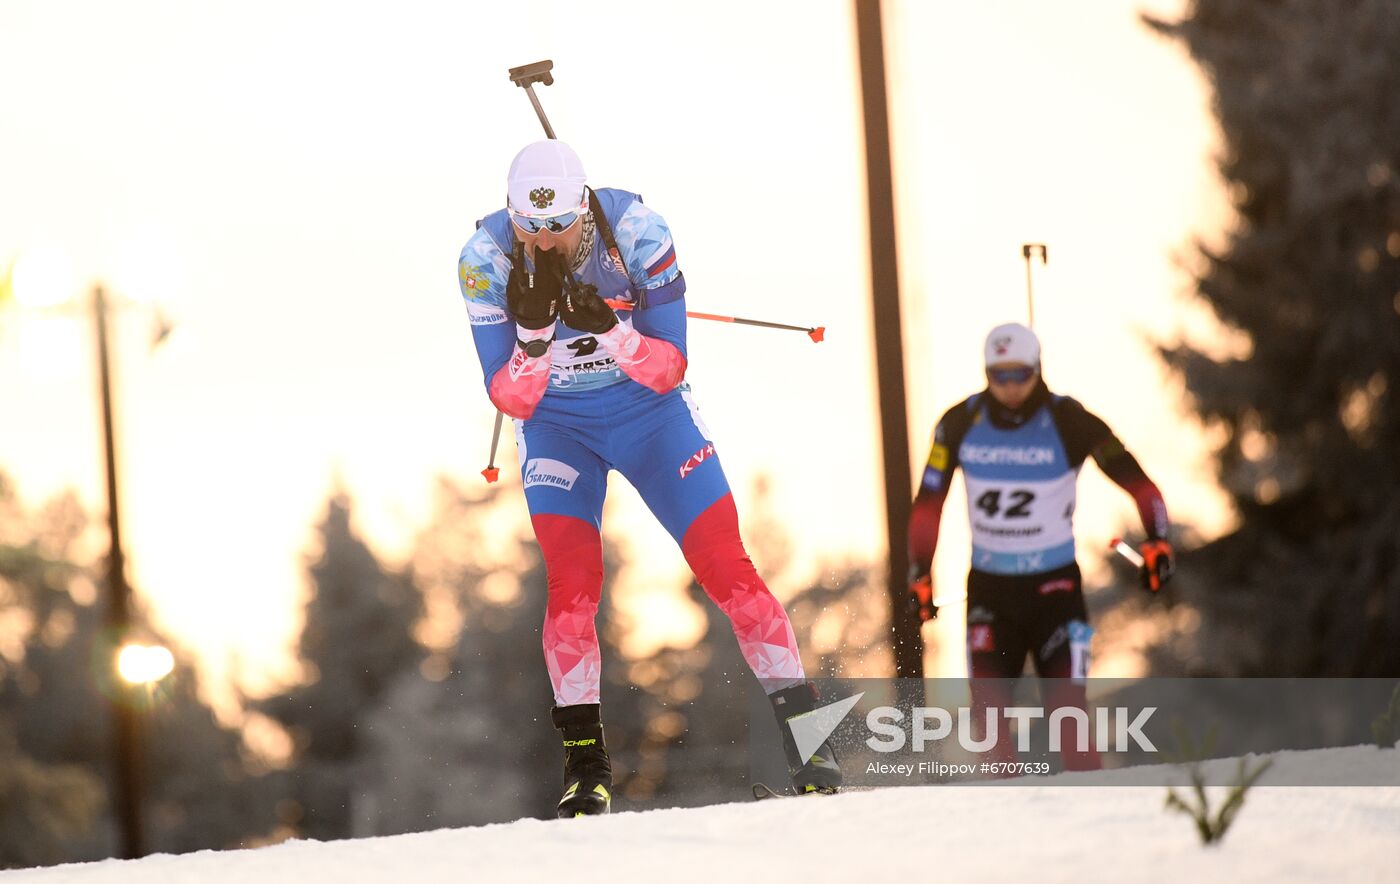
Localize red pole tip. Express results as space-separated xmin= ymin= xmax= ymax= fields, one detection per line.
xmin=808 ymin=326 xmax=826 ymax=343
xmin=482 ymin=467 xmax=501 ymax=483
xmin=1109 ymin=537 xmax=1122 ymax=548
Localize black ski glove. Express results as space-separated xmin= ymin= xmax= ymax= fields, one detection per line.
xmin=507 ymin=248 xmax=564 ymax=330
xmin=559 ymin=277 xmax=618 ymax=335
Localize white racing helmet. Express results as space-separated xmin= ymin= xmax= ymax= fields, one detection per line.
xmin=984 ymin=322 xmax=1041 ymax=367
xmin=507 ymin=140 xmax=588 ymax=216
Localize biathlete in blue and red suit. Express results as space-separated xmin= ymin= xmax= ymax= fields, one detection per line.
xmin=906 ymin=322 xmax=1174 ymax=771
xmin=457 ymin=141 xmax=840 ymax=815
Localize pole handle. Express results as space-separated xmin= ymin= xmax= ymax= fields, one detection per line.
xmin=508 ymin=60 xmax=554 ymax=88
xmin=509 ymin=60 xmax=557 ymax=139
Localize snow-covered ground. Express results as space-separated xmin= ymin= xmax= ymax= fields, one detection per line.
xmin=8 ymin=746 xmax=1398 ymax=883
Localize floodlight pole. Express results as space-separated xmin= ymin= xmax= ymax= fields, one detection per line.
xmin=854 ymin=0 xmax=923 ymax=680
xmin=93 ymin=285 xmax=144 ymax=859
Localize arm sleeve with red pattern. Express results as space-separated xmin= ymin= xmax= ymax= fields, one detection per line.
xmin=596 ymin=297 xmax=688 ymax=393
xmin=907 ymin=398 xmax=974 ymax=577
xmin=487 ymin=322 xmax=555 ymax=420
xmin=908 ymin=488 xmax=949 ymax=578
xmin=1095 ymin=443 xmax=1170 ymax=540
xmin=1052 ymin=396 xmax=1170 ymax=540
xmin=594 ymin=203 xmax=690 ymax=394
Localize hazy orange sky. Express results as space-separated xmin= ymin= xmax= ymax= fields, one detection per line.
xmin=0 ymin=0 xmax=1232 ymax=707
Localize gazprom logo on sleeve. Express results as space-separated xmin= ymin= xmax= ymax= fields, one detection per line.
xmin=467 ymin=306 xmax=510 ymax=326
xmin=524 ymin=458 xmax=579 ymax=491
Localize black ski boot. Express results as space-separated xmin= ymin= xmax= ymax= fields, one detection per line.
xmin=552 ymin=703 xmax=613 ymax=818
xmin=769 ymin=682 xmax=843 ymax=795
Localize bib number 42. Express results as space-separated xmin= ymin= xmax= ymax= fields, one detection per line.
xmin=975 ymin=489 xmax=1035 ymax=519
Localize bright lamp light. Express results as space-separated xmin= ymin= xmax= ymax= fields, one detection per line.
xmin=10 ymin=249 xmax=78 ymax=308
xmin=117 ymin=643 xmax=175 ymax=685
xmin=112 ymin=225 xmax=182 ymax=307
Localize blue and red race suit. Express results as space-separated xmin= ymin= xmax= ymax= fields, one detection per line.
xmin=458 ymin=187 xmax=804 ymax=707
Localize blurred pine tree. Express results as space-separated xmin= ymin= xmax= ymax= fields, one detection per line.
xmin=1146 ymin=1 xmax=1400 ymax=674
xmin=255 ymin=491 xmax=425 ymax=840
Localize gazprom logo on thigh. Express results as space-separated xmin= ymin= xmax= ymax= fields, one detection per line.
xmin=524 ymin=458 xmax=579 ymax=491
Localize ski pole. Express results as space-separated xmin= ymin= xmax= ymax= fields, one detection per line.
xmin=483 ymin=61 xmax=560 ymax=483
xmin=1109 ymin=537 xmax=1144 ymax=568
xmin=1112 ymin=536 xmax=1173 ymax=592
xmin=507 ymin=61 xmax=825 ymax=344
xmin=604 ymin=299 xmax=825 ymax=343
xmin=481 ymin=411 xmax=504 ymax=483
xmin=485 ymin=60 xmax=824 ymax=481
xmin=1021 ymin=243 xmax=1047 ymax=328
xmin=508 ymin=60 xmax=558 ymax=139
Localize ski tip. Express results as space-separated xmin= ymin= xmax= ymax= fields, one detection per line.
xmin=752 ymin=781 xmax=837 ymax=800
xmin=482 ymin=466 xmax=501 ymax=483
xmin=807 ymin=326 xmax=825 ymax=343
xmin=751 ymin=782 xmax=784 ymax=800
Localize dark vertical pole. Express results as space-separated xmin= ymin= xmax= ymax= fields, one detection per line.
xmin=854 ymin=0 xmax=924 ymax=680
xmin=94 ymin=285 xmax=144 ymax=859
